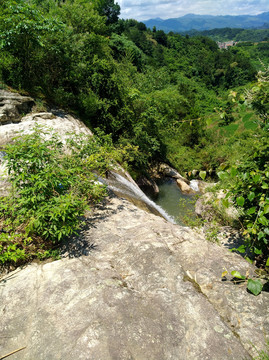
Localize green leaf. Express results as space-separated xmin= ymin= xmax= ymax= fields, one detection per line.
xmin=266 ymin=258 xmax=269 ymax=267
xmin=245 ymin=257 xmax=253 ymax=264
xmin=231 ymin=271 xmax=245 ymax=280
xmin=247 ymin=279 xmax=263 ymax=296
xmin=254 ymin=247 xmax=262 ymax=255
xmin=230 ymin=167 xmax=237 ymax=177
xmin=199 ymin=171 xmax=206 ymax=180
xmin=236 ymin=245 xmax=246 ymax=254
xmin=264 ymin=204 xmax=269 ymax=214
xmin=236 ymin=196 xmax=245 ymax=207
xmin=206 ymin=118 xmax=212 ymax=126
xmin=253 ymin=174 xmax=262 ymax=183
xmin=248 ymin=192 xmax=255 ymax=202
xmin=217 ymin=171 xmax=229 ymax=181
xmin=259 ymin=216 xmax=268 ymax=226
xmin=247 ymin=207 xmax=256 ymax=215
xmin=222 ymin=198 xmax=229 ymax=208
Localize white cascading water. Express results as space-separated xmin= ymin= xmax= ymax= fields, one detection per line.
xmin=106 ymin=172 xmax=176 ymax=224
xmin=189 ymin=179 xmax=200 ymax=192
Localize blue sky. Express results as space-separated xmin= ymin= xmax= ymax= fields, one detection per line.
xmin=117 ymin=0 xmax=269 ymax=21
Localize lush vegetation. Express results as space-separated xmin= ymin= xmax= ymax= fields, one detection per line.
xmin=217 ymin=68 xmax=269 ymax=266
xmin=0 ymin=0 xmax=268 ymax=268
xmin=0 ymin=126 xmax=133 ymax=267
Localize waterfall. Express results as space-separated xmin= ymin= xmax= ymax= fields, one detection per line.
xmin=189 ymin=180 xmax=200 ymax=192
xmin=106 ymin=172 xmax=176 ymax=224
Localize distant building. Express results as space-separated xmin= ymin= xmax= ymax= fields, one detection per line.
xmin=217 ymin=41 xmax=238 ymax=49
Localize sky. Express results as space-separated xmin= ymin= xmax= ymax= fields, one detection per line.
xmin=117 ymin=0 xmax=269 ymax=21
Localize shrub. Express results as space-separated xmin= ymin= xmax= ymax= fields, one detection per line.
xmin=0 ymin=126 xmax=123 ymax=267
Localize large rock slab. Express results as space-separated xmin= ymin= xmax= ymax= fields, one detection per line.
xmin=0 ymin=90 xmax=34 ymax=124
xmin=0 ymin=111 xmax=92 ymax=148
xmin=1 ymin=197 xmax=268 ymax=359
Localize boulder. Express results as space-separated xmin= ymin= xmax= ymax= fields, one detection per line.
xmin=195 ymin=191 xmax=240 ymax=224
xmin=157 ymin=163 xmax=190 ymax=184
xmin=0 ymin=90 xmax=34 ymax=124
xmin=176 ymin=178 xmax=196 ymax=194
xmin=0 ymin=196 xmax=268 ymax=359
xmin=196 ymin=180 xmax=216 ymax=194
xmin=136 ymin=175 xmax=159 ymax=196
xmin=0 ymin=111 xmax=92 ymax=148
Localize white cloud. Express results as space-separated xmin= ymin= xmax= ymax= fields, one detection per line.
xmin=117 ymin=0 xmax=269 ymax=20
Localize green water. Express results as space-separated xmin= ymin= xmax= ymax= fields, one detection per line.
xmin=149 ymin=178 xmax=198 ymax=225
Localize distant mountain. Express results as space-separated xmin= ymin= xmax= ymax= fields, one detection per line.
xmin=144 ymin=12 xmax=269 ymax=33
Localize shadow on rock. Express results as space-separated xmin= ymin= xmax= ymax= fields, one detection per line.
xmin=60 ymin=197 xmax=119 ymax=258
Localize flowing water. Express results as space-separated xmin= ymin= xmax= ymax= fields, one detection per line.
xmin=105 ymin=172 xmax=198 ymax=225
xmin=106 ymin=172 xmax=177 ymax=223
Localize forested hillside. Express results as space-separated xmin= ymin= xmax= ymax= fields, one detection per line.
xmin=0 ymin=0 xmax=258 ymax=170
xmin=0 ymin=0 xmax=268 ymax=265
xmin=183 ymin=28 xmax=269 ymax=42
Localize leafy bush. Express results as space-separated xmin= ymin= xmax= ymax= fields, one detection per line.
xmin=0 ymin=126 xmax=126 ymax=267
xmin=218 ymin=68 xmax=269 ymax=264
xmin=219 ymin=137 xmax=269 ymax=260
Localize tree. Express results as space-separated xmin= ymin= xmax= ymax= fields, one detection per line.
xmin=0 ymin=0 xmax=63 ymax=88
xmin=245 ymin=66 xmax=269 ymax=130
xmin=94 ymin=0 xmax=120 ymax=25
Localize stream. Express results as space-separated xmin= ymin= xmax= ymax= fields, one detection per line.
xmin=106 ymin=172 xmax=198 ymax=225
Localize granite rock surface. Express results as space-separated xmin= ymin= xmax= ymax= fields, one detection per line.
xmin=1 ymin=197 xmax=268 ymax=360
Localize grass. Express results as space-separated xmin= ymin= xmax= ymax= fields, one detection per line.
xmin=252 ymin=340 xmax=269 ymax=360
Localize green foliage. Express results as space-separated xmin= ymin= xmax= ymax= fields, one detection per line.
xmin=94 ymin=0 xmax=120 ymax=26
xmin=253 ymin=340 xmax=269 ymax=360
xmin=217 ymin=69 xmax=269 ymax=261
xmin=110 ymin=34 xmax=144 ymax=70
xmin=0 ymin=0 xmax=264 ymax=202
xmin=245 ymin=67 xmax=269 ymax=130
xmin=183 ymin=27 xmax=269 ymax=44
xmin=0 ymin=126 xmax=128 ymax=267
xmin=222 ymin=269 xmax=268 ymax=296
xmin=0 ymin=0 xmax=64 ymax=88
xmin=219 ymin=140 xmax=269 ymax=257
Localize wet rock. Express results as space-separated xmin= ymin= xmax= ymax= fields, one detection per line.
xmin=157 ymin=163 xmax=190 ymax=184
xmin=136 ymin=175 xmax=159 ymax=196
